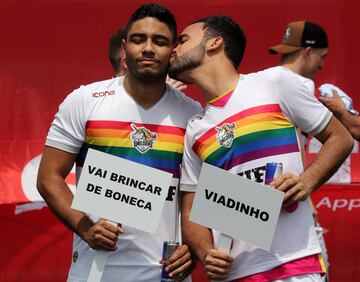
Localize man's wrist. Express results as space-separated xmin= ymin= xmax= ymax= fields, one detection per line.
xmin=299 ymin=172 xmax=316 ymax=195
xmin=333 ymin=107 xmax=349 ymax=119
xmin=199 ymin=244 xmax=213 ymax=265
xmin=77 ymin=215 xmax=94 ymax=241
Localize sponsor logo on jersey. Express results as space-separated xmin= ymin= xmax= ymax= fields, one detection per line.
xmin=215 ymin=123 xmax=235 ymax=148
xmin=130 ymin=124 xmax=157 ymax=153
xmin=238 ymin=165 xmax=266 ymax=184
xmin=92 ymin=90 xmax=116 ymax=98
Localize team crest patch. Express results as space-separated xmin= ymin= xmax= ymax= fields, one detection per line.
xmin=215 ymin=123 xmax=235 ymax=148
xmin=130 ymin=123 xmax=157 ymax=153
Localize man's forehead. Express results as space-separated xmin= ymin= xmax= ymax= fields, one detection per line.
xmin=181 ymin=22 xmax=204 ymax=37
xmin=312 ymin=47 xmax=328 ymax=56
xmin=313 ymin=48 xmax=328 ymax=57
xmin=128 ymin=17 xmax=172 ymax=38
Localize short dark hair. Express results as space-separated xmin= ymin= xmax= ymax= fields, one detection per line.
xmin=125 ymin=4 xmax=177 ymax=43
xmin=108 ymin=28 xmax=126 ymax=73
xmin=194 ymin=15 xmax=246 ymax=68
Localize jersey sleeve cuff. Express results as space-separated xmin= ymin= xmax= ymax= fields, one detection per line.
xmin=180 ymin=183 xmax=197 ymax=192
xmin=45 ymin=139 xmax=81 ymax=154
xmin=306 ymin=111 xmax=333 ymax=136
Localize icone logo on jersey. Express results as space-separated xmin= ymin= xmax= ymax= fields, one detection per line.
xmin=215 ymin=123 xmax=235 ymax=148
xmin=130 ymin=123 xmax=157 ymax=153
xmin=92 ymin=90 xmax=115 ymax=98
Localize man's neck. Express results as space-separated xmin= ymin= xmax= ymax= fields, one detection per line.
xmin=190 ymin=60 xmax=240 ymax=103
xmin=280 ymin=63 xmax=302 ymax=76
xmin=123 ymin=74 xmax=167 ymax=108
xmin=280 ymin=54 xmax=303 ymax=77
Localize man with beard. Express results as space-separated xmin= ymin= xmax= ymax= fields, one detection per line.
xmin=169 ymin=15 xmax=353 ymax=281
xmin=37 ymin=4 xmax=201 ymax=281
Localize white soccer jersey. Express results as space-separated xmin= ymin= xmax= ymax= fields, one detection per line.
xmin=180 ymin=66 xmax=332 ymax=280
xmin=46 ymin=76 xmax=201 ymax=282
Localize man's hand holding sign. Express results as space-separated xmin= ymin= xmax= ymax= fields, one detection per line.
xmin=183 ymin=163 xmax=284 ymax=281
xmin=81 ymin=219 xmax=123 ymax=252
xmin=72 ymin=148 xmax=174 ymax=281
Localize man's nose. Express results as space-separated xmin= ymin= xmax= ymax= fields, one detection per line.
xmin=142 ymin=39 xmax=155 ymax=55
xmin=172 ymin=42 xmax=179 ymax=52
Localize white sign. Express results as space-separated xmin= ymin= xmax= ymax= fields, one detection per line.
xmin=190 ymin=163 xmax=284 ymax=251
xmin=72 ymin=148 xmax=173 ymax=234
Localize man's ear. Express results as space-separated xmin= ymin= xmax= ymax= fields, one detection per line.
xmin=122 ymin=39 xmax=126 ymax=53
xmin=303 ymin=46 xmax=312 ymax=57
xmin=207 ymin=36 xmax=224 ymax=52
xmin=120 ymin=39 xmax=127 ymax=70
xmin=120 ymin=54 xmax=127 ymax=70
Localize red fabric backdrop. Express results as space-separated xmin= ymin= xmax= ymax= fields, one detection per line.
xmin=1 ymin=185 xmax=359 ymax=281
xmin=0 ymin=0 xmax=359 ymax=281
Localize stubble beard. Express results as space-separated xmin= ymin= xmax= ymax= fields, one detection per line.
xmin=126 ymin=57 xmax=169 ymax=83
xmin=168 ymin=42 xmax=205 ymax=81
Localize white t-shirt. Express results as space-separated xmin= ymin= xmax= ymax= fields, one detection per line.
xmin=180 ymin=66 xmax=332 ymax=280
xmin=46 ymin=76 xmax=201 ymax=282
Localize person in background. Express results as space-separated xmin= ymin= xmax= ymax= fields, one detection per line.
xmin=268 ymin=20 xmax=338 ymax=281
xmin=108 ymin=27 xmax=127 ymax=77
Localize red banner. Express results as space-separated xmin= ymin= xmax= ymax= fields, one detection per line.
xmin=306 ymin=137 xmax=360 ymax=184
xmin=0 ymin=185 xmax=358 ymax=281
xmin=311 ymin=185 xmax=360 ymax=281
xmin=1 ymin=0 xmax=359 ymax=280
xmin=0 ymin=204 xmax=72 ymax=281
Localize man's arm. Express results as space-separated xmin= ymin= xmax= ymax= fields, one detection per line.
xmin=318 ymin=91 xmax=360 ymax=141
xmin=331 ymin=111 xmax=360 ymax=141
xmin=181 ymin=191 xmax=233 ymax=280
xmin=37 ymin=146 xmax=122 ymax=251
xmin=273 ymin=116 xmax=353 ymax=206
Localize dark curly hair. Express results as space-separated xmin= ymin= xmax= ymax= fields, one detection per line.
xmin=125 ymin=4 xmax=177 ymax=44
xmin=194 ymin=15 xmax=246 ymax=68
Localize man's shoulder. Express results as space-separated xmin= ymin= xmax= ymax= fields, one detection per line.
xmin=242 ymin=67 xmax=280 ymax=83
xmin=77 ymin=77 xmax=120 ymax=93
xmin=276 ymin=66 xmax=313 ymax=86
xmin=67 ymin=77 xmax=121 ymax=102
xmin=167 ymin=87 xmax=203 ymax=115
xmin=250 ymin=66 xmax=315 ymax=94
xmin=168 ymin=87 xmax=200 ymax=106
xmin=185 ymin=109 xmax=207 ymax=139
xmin=245 ymin=66 xmax=310 ymax=83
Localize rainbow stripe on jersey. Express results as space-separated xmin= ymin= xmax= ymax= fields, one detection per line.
xmin=77 ymin=120 xmax=185 ymax=178
xmin=192 ymin=104 xmax=299 ymax=170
